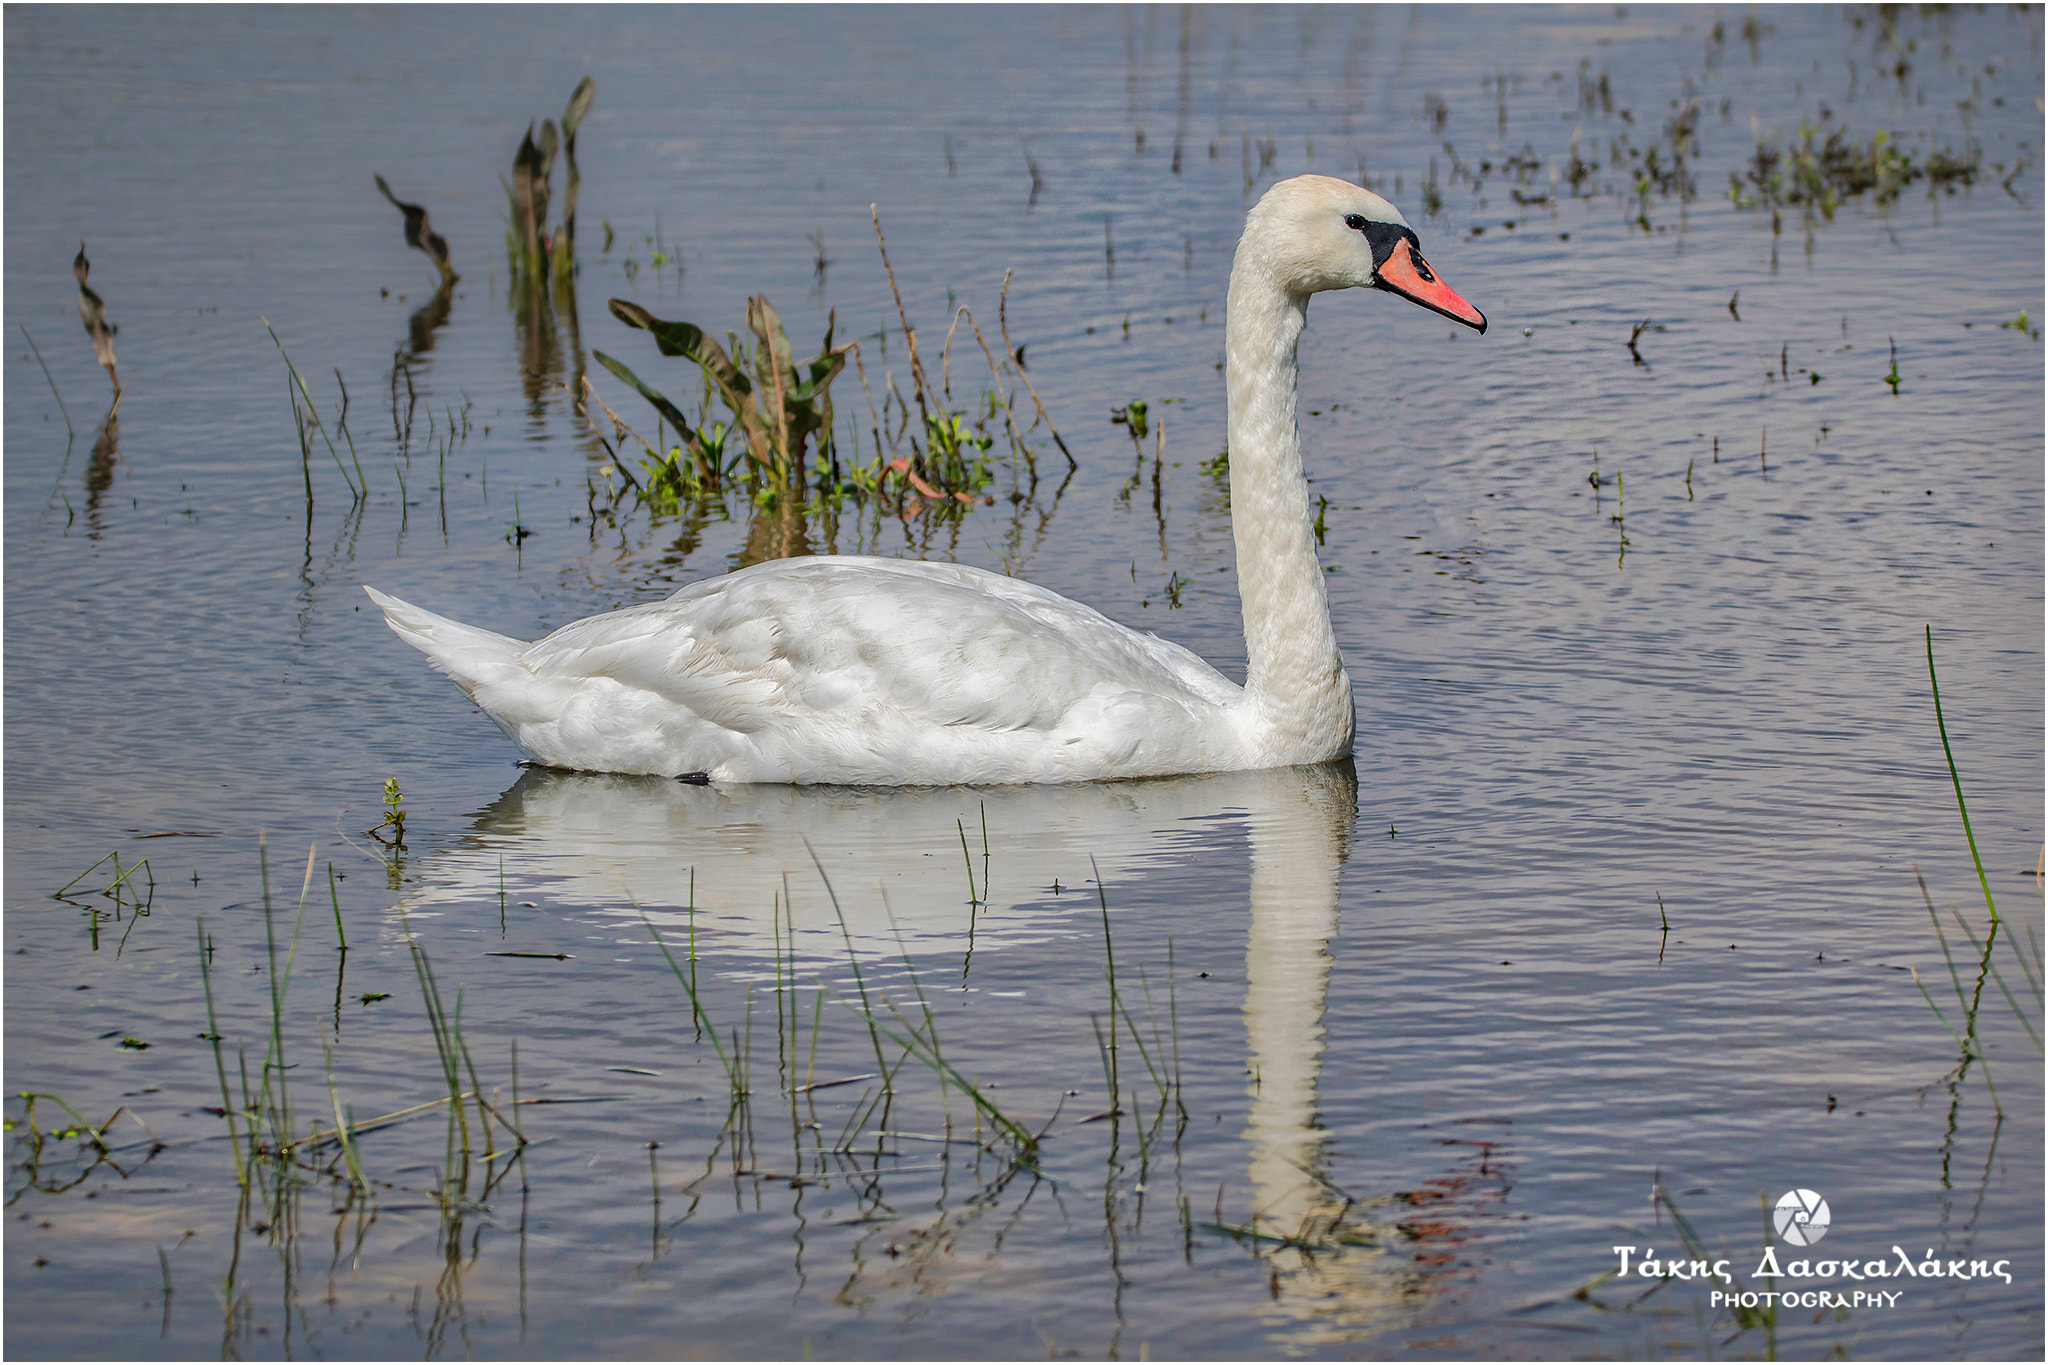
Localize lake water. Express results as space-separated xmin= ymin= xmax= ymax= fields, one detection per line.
xmin=5 ymin=5 xmax=2042 ymax=1359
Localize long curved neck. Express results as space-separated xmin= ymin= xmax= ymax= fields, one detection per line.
xmin=1224 ymin=258 xmax=1353 ymax=760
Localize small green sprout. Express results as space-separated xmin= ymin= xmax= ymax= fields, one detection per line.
xmin=367 ymin=777 xmax=407 ymax=849
xmin=1111 ymin=399 xmax=1150 ymax=439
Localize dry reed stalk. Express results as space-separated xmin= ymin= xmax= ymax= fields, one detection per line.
xmin=869 ymin=206 xmax=935 ymax=450
xmin=568 ymin=376 xmax=647 ymax=494
xmin=848 ymin=340 xmax=886 ymax=463
xmin=940 ymin=307 xmax=967 ymax=400
xmin=885 ymin=372 xmax=915 ymax=449
xmin=997 ymin=271 xmax=1074 ymax=467
xmin=952 ymin=305 xmax=1034 ymax=461
xmin=19 ymin=325 xmax=73 ymax=438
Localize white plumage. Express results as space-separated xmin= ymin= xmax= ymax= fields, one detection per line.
xmin=366 ymin=559 xmax=1240 ymax=783
xmin=367 ymin=174 xmax=1484 ymax=785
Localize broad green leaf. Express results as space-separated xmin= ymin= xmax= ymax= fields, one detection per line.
xmin=511 ymin=127 xmax=546 ymax=263
xmin=607 ymin=299 xmax=753 ymax=401
xmin=562 ymin=76 xmax=595 ymax=141
xmin=747 ymin=294 xmax=796 ymax=387
xmin=592 ymin=350 xmax=695 ymax=443
xmin=798 ymin=348 xmax=849 ymax=396
xmin=609 ymin=298 xmax=771 ymax=464
xmin=560 ymin=160 xmax=581 ymax=250
xmin=537 ymin=119 xmax=560 ymax=185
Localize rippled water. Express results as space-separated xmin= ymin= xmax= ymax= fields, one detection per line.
xmin=6 ymin=5 xmax=2042 ymax=1359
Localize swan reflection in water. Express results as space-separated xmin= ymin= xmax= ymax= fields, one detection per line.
xmin=405 ymin=762 xmax=1498 ymax=1345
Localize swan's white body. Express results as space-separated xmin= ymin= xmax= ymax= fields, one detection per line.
xmin=367 ymin=175 xmax=1483 ymax=785
xmin=367 ymin=559 xmax=1256 ymax=783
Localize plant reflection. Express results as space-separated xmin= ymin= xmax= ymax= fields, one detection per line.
xmin=402 ymin=277 xmax=457 ymax=358
xmin=378 ymin=762 xmax=1502 ymax=1346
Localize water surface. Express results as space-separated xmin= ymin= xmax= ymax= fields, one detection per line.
xmin=5 ymin=5 xmax=2041 ymax=1359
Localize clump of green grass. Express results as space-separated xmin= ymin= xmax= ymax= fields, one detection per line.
xmin=5 ymin=1092 xmax=152 ymax=1153
xmin=52 ymin=849 xmax=154 ymax=907
xmin=52 ymin=849 xmax=156 ymax=951
xmin=1602 ymin=101 xmax=1703 ymax=223
xmin=596 ymin=294 xmax=851 ymax=508
xmin=638 ymin=902 xmax=741 ymax=1099
xmin=1729 ymin=121 xmax=1978 ymax=216
xmin=181 ymin=837 xmax=531 ymax=1246
xmin=265 ymin=316 xmax=365 ymax=503
xmin=3 ymin=1091 xmax=164 ymax=1203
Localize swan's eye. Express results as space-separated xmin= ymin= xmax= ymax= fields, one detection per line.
xmin=1344 ymin=214 xmax=1368 ymax=231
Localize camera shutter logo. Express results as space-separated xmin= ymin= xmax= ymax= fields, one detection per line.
xmin=1773 ymin=1189 xmax=1831 ymax=1246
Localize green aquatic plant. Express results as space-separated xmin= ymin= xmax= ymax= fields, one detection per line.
xmin=52 ymin=849 xmax=154 ymax=905
xmin=1999 ymin=311 xmax=2040 ymax=341
xmin=1912 ymin=628 xmax=2044 ymax=1120
xmin=600 ymin=294 xmax=850 ymax=496
xmin=7 ymin=1092 xmax=117 ymax=1148
xmin=502 ymin=76 xmax=594 ymax=280
xmin=4 ymin=1092 xmax=163 ymax=1204
xmin=591 ymin=295 xmax=1048 ymax=528
xmin=366 ymin=776 xmax=407 ymax=849
xmin=265 ymin=316 xmax=364 ymax=501
xmin=1729 ymin=121 xmax=1976 ymax=216
xmin=576 ymin=212 xmax=1067 ymax=541
xmin=924 ymin=405 xmax=996 ymax=469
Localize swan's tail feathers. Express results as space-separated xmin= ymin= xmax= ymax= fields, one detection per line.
xmin=363 ymin=586 xmax=530 ymax=702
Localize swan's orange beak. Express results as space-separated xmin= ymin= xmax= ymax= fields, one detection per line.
xmin=1374 ymin=239 xmax=1486 ymax=333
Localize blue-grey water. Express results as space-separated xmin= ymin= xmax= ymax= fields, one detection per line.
xmin=6 ymin=5 xmax=2041 ymax=1359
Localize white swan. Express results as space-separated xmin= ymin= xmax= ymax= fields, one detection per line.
xmin=366 ymin=174 xmax=1484 ymax=784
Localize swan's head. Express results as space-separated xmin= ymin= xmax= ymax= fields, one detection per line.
xmin=1242 ymin=174 xmax=1486 ymax=333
